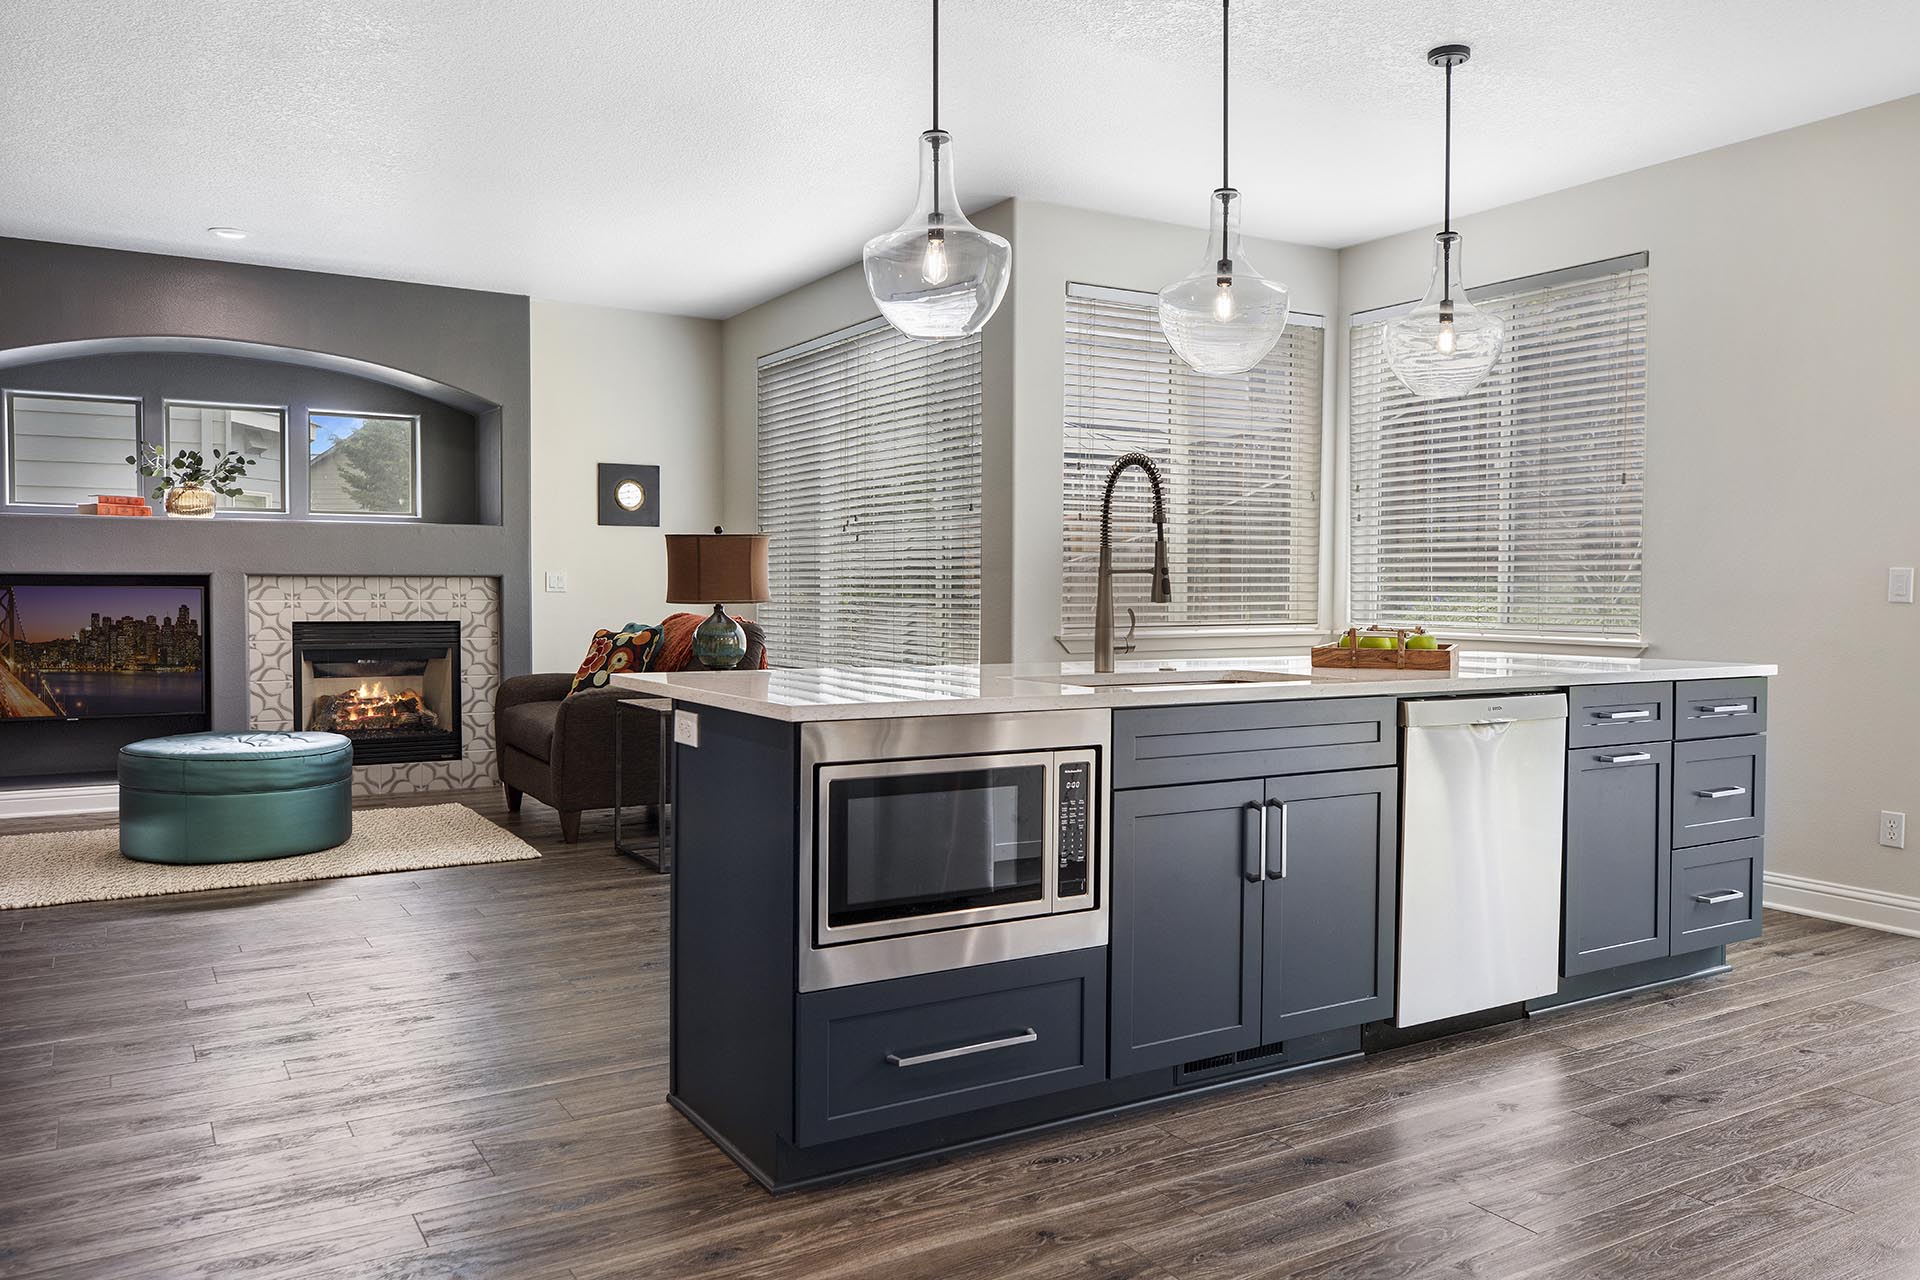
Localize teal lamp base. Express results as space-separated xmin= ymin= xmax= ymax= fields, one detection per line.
xmin=692 ymin=603 xmax=747 ymax=670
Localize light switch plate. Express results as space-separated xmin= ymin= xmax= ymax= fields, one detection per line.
xmin=674 ymin=710 xmax=700 ymax=749
xmin=1890 ymin=567 xmax=1914 ymax=604
xmin=544 ymin=572 xmax=568 ymax=593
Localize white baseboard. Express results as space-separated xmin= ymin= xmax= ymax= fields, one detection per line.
xmin=1765 ymin=871 xmax=1920 ymax=940
xmin=0 ymin=782 xmax=119 ymax=820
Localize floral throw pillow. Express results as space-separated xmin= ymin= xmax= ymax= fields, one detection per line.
xmin=568 ymin=623 xmax=663 ymax=696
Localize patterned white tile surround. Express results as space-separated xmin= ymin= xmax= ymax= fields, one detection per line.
xmin=246 ymin=576 xmax=501 ymax=797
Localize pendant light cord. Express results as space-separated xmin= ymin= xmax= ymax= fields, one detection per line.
xmin=1442 ymin=58 xmax=1452 ymax=233
xmin=932 ymin=0 xmax=940 ymax=132
xmin=1220 ymin=0 xmax=1230 ymax=190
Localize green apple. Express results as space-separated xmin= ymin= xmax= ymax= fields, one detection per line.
xmin=1405 ymin=633 xmax=1439 ymax=650
xmin=1336 ymin=633 xmax=1357 ymax=649
xmin=1358 ymin=636 xmax=1397 ymax=650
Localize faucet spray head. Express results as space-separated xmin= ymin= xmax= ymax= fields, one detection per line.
xmin=1151 ymin=525 xmax=1172 ymax=603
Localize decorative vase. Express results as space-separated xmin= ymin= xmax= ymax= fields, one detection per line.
xmin=164 ymin=485 xmax=216 ymax=519
xmin=691 ymin=603 xmax=747 ymax=670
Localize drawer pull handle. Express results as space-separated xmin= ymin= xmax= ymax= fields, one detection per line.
xmin=1694 ymin=786 xmax=1748 ymax=799
xmin=1693 ymin=890 xmax=1745 ymax=905
xmin=1699 ymin=704 xmax=1750 ymax=715
xmin=1597 ymin=709 xmax=1652 ymax=721
xmin=1598 ymin=752 xmax=1651 ymax=764
xmin=887 ymin=1029 xmax=1037 ymax=1068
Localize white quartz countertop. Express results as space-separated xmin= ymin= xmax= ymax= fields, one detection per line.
xmin=611 ymin=653 xmax=1777 ymax=723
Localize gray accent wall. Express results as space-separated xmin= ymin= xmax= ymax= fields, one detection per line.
xmin=3 ymin=351 xmax=486 ymax=523
xmin=0 ymin=236 xmax=531 ymax=766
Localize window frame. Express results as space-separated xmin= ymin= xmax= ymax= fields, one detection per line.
xmin=305 ymin=408 xmax=423 ymax=520
xmin=1344 ymin=252 xmax=1649 ymax=648
xmin=2 ymin=388 xmax=143 ymax=509
xmin=1058 ymin=281 xmax=1336 ymax=649
xmin=161 ymin=399 xmax=291 ymax=515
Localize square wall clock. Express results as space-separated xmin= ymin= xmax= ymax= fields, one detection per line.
xmin=598 ymin=463 xmax=660 ymax=526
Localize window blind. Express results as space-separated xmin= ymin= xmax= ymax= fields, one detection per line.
xmin=1062 ymin=284 xmax=1325 ymax=637
xmin=756 ymin=318 xmax=982 ymax=668
xmin=1348 ymin=255 xmax=1648 ymax=643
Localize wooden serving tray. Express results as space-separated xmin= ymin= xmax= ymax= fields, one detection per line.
xmin=1311 ymin=632 xmax=1457 ymax=670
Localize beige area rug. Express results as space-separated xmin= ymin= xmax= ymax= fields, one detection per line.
xmin=0 ymin=803 xmax=540 ymax=910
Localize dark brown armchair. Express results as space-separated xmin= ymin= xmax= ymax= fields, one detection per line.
xmin=494 ymin=620 xmax=765 ymax=843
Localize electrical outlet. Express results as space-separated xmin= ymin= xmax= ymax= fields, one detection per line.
xmin=1882 ymin=811 xmax=1907 ymax=849
xmin=1890 ymin=567 xmax=1915 ymax=604
xmin=674 ymin=710 xmax=700 ymax=749
xmin=544 ymin=572 xmax=567 ymax=593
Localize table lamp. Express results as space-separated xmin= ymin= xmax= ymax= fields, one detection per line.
xmin=664 ymin=529 xmax=771 ymax=669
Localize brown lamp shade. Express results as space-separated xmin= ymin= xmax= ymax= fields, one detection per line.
xmin=665 ymin=532 xmax=771 ymax=604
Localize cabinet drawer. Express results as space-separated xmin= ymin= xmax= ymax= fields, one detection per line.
xmin=795 ymin=949 xmax=1106 ymax=1146
xmin=1673 ymin=735 xmax=1766 ymax=848
xmin=1673 ymin=838 xmax=1763 ymax=950
xmin=1567 ymin=683 xmax=1674 ymax=748
xmin=1113 ymin=698 xmax=1395 ymax=790
xmin=1675 ymin=678 xmax=1768 ymax=740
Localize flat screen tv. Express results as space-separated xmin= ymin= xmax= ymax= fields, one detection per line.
xmin=0 ymin=575 xmax=209 ymax=721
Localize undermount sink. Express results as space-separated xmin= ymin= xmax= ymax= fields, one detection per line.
xmin=1061 ymin=669 xmax=1312 ymax=689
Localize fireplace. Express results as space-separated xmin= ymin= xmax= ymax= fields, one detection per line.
xmin=290 ymin=621 xmax=462 ymax=764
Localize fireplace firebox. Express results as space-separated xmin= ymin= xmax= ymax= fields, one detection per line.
xmin=290 ymin=621 xmax=462 ymax=764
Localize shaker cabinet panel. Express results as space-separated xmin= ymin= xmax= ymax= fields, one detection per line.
xmin=1260 ymin=769 xmax=1398 ymax=1041
xmin=1567 ymin=683 xmax=1675 ymax=749
xmin=1564 ymin=743 xmax=1673 ymax=976
xmin=1673 ymin=735 xmax=1767 ymax=848
xmin=1110 ymin=779 xmax=1265 ymax=1076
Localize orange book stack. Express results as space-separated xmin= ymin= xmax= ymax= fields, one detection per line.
xmin=76 ymin=494 xmax=154 ymax=516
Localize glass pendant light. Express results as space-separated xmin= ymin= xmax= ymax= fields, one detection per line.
xmin=1158 ymin=0 xmax=1289 ymax=376
xmin=863 ymin=0 xmax=1010 ymax=341
xmin=1385 ymin=45 xmax=1504 ymax=399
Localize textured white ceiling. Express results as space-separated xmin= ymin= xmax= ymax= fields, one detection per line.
xmin=3 ymin=0 xmax=1917 ymax=318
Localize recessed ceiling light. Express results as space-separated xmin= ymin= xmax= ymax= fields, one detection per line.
xmin=207 ymin=226 xmax=248 ymax=240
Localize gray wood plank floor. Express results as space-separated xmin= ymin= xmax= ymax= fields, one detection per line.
xmin=3 ymin=791 xmax=1918 ymax=1278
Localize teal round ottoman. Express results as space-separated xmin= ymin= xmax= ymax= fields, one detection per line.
xmin=118 ymin=731 xmax=354 ymax=864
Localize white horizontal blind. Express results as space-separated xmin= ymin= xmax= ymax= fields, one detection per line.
xmin=1349 ymin=257 xmax=1648 ymax=642
xmin=1062 ymin=285 xmax=1324 ymax=636
xmin=757 ymin=319 xmax=982 ymax=668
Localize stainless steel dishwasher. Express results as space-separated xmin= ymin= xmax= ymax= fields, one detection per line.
xmin=1397 ymin=693 xmax=1568 ymax=1027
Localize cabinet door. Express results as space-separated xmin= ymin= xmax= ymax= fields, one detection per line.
xmin=1111 ymin=779 xmax=1264 ymax=1077
xmin=1564 ymin=742 xmax=1673 ymax=976
xmin=1260 ymin=768 xmax=1398 ymax=1041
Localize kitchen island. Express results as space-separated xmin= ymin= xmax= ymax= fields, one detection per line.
xmin=616 ymin=653 xmax=1776 ymax=1191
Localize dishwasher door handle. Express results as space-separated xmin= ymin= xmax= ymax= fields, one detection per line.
xmin=1265 ymin=799 xmax=1288 ymax=879
xmin=1243 ymin=802 xmax=1265 ymax=883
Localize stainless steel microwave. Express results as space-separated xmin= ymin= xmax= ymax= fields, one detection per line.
xmin=799 ymin=709 xmax=1111 ymax=991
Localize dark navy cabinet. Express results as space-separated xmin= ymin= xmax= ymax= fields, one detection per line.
xmin=1564 ymin=742 xmax=1673 ymax=975
xmin=1110 ymin=779 xmax=1266 ymax=1075
xmin=795 ymin=949 xmax=1107 ymax=1146
xmin=1111 ymin=767 xmax=1397 ymax=1076
xmin=1562 ymin=682 xmax=1767 ymax=979
xmin=1260 ymin=769 xmax=1399 ymax=1041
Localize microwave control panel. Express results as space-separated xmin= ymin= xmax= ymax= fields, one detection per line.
xmin=1057 ymin=760 xmax=1092 ymax=900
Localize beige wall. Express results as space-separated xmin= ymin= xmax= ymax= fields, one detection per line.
xmin=1337 ymin=94 xmax=1920 ymax=909
xmin=529 ymin=300 xmax=723 ymax=671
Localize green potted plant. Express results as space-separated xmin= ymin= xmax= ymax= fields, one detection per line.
xmin=126 ymin=443 xmax=257 ymax=519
